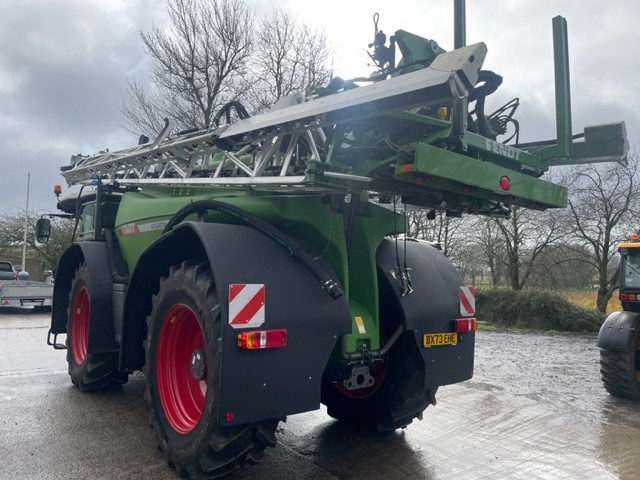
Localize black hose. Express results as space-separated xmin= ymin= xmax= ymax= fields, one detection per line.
xmin=163 ymin=200 xmax=343 ymax=299
xmin=213 ymin=101 xmax=250 ymax=127
xmin=469 ymin=70 xmax=503 ymax=139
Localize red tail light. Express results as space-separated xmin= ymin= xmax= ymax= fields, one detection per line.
xmin=237 ymin=329 xmax=287 ymax=350
xmin=454 ymin=318 xmax=477 ymax=333
xmin=620 ymin=293 xmax=628 ymax=301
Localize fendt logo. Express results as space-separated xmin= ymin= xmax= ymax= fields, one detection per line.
xmin=484 ymin=138 xmax=522 ymax=160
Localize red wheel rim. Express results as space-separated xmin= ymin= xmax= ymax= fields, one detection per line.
xmin=156 ymin=304 xmax=207 ymax=434
xmin=71 ymin=286 xmax=89 ymax=364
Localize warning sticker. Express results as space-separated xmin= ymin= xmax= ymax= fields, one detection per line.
xmin=354 ymin=316 xmax=366 ymax=334
xmin=459 ymin=286 xmax=475 ymax=317
xmin=228 ymin=284 xmax=266 ymax=329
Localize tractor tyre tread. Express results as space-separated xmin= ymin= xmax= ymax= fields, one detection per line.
xmin=600 ymin=347 xmax=640 ymax=400
xmin=67 ymin=263 xmax=128 ymax=391
xmin=145 ymin=261 xmax=278 ymax=479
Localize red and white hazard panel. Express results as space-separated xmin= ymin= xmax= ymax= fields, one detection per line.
xmin=459 ymin=286 xmax=475 ymax=317
xmin=228 ymin=284 xmax=266 ymax=329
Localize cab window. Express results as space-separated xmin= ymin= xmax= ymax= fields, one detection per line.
xmin=623 ymin=253 xmax=640 ymax=288
xmin=79 ymin=202 xmax=96 ymax=237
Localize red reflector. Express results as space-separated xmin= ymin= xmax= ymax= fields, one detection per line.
xmin=454 ymin=318 xmax=477 ymax=333
xmin=499 ymin=176 xmax=511 ymax=191
xmin=620 ymin=293 xmax=628 ymax=301
xmin=237 ymin=329 xmax=287 ymax=350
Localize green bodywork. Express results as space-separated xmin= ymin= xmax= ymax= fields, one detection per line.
xmin=114 ymin=187 xmax=401 ymax=353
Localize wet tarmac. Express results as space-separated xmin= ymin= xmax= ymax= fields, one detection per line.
xmin=1 ymin=308 xmax=639 ymax=479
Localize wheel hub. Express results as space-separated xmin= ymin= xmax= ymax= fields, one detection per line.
xmin=190 ymin=349 xmax=206 ymax=380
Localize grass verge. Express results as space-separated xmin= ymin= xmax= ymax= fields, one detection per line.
xmin=476 ymin=289 xmax=605 ymax=333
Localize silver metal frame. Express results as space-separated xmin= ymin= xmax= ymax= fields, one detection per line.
xmin=61 ymin=44 xmax=487 ymax=190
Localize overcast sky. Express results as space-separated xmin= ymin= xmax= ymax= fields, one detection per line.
xmin=0 ymin=0 xmax=638 ymax=213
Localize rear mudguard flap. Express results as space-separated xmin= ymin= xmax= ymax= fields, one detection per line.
xmin=597 ymin=311 xmax=640 ymax=352
xmin=50 ymin=242 xmax=119 ymax=353
xmin=120 ymin=222 xmax=351 ymax=425
xmin=377 ymin=239 xmax=474 ymax=388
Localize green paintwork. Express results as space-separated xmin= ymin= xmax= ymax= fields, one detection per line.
xmin=462 ymin=132 xmax=541 ymax=174
xmin=115 ymin=186 xmax=403 ymax=355
xmin=394 ymin=30 xmax=445 ymax=74
xmin=552 ymin=15 xmax=573 ymax=160
xmin=399 ymin=142 xmax=567 ymax=208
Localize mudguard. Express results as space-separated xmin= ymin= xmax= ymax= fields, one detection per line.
xmin=597 ymin=311 xmax=640 ymax=352
xmin=377 ymin=239 xmax=474 ymax=388
xmin=50 ymin=242 xmax=119 ymax=353
xmin=121 ymin=222 xmax=351 ymax=425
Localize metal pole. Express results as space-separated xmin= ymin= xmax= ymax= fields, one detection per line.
xmin=552 ymin=15 xmax=573 ymax=159
xmin=21 ymin=172 xmax=30 ymax=276
xmin=453 ymin=0 xmax=467 ymax=136
xmin=454 ymin=0 xmax=466 ymax=49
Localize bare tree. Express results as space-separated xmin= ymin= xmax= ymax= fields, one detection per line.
xmin=493 ymin=206 xmax=566 ymax=291
xmin=405 ymin=210 xmax=467 ymax=257
xmin=405 ymin=210 xmax=429 ymax=240
xmin=246 ymin=8 xmax=333 ymax=112
xmin=0 ymin=209 xmax=75 ymax=276
xmin=0 ymin=209 xmax=34 ymax=256
xmin=565 ymin=155 xmax=639 ymax=312
xmin=472 ymin=217 xmax=506 ymax=287
xmin=527 ymin=243 xmax=596 ymax=290
xmin=121 ymin=0 xmax=254 ymax=135
xmin=121 ymin=2 xmax=336 ymax=137
xmin=455 ymin=242 xmax=487 ymax=287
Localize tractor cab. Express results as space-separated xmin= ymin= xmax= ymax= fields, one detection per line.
xmin=618 ymin=233 xmax=640 ymax=312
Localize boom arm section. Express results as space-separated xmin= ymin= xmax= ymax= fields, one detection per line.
xmin=517 ymin=16 xmax=629 ymax=167
xmin=59 ymin=15 xmax=627 ymax=217
xmin=60 ymin=43 xmax=486 ymax=187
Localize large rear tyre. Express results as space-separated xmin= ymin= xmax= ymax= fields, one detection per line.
xmin=66 ymin=263 xmax=128 ymax=391
xmin=321 ymin=329 xmax=436 ymax=433
xmin=600 ymin=328 xmax=640 ymax=399
xmin=145 ymin=261 xmax=278 ymax=479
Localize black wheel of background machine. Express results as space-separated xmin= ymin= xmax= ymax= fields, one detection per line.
xmin=67 ymin=263 xmax=128 ymax=391
xmin=600 ymin=327 xmax=640 ymax=400
xmin=145 ymin=261 xmax=279 ymax=479
xmin=321 ymin=321 xmax=436 ymax=434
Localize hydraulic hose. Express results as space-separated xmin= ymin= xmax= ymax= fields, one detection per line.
xmin=163 ymin=200 xmax=343 ymax=299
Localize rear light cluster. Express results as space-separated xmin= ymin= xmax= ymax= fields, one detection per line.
xmin=454 ymin=317 xmax=477 ymax=333
xmin=619 ymin=293 xmax=638 ymax=301
xmin=237 ymin=329 xmax=287 ymax=350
